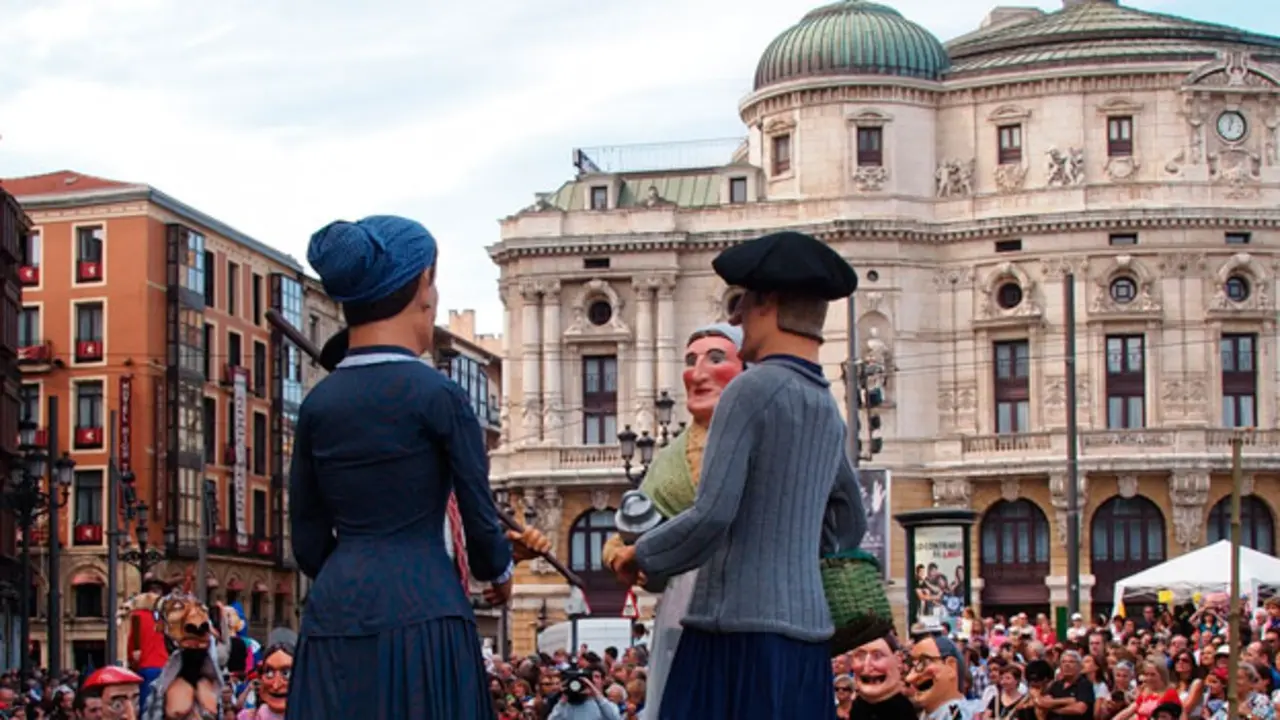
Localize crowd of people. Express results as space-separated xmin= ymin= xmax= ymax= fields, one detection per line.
xmin=484 ymin=643 xmax=652 ymax=720
xmin=827 ymin=598 xmax=1280 ymax=720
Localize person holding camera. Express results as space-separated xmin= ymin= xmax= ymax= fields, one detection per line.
xmin=547 ymin=672 xmax=621 ymax=720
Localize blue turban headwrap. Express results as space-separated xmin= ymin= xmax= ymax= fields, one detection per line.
xmin=689 ymin=322 xmax=743 ymax=350
xmin=307 ymin=215 xmax=437 ymax=304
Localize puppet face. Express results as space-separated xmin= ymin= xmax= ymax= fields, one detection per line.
xmin=850 ymin=638 xmax=902 ymax=703
xmin=159 ymin=593 xmax=213 ymax=650
xmin=101 ymin=683 xmax=141 ymax=720
xmin=220 ymin=604 xmax=244 ymax=636
xmin=905 ymin=636 xmax=962 ymax=712
xmin=682 ymin=334 xmax=744 ymax=425
xmin=259 ymin=648 xmax=294 ymax=714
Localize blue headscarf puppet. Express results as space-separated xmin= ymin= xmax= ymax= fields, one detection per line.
xmin=307 ymin=215 xmax=438 ymax=369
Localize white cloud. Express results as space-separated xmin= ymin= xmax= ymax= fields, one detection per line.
xmin=0 ymin=0 xmax=1263 ymax=334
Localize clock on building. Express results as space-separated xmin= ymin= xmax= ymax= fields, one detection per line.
xmin=1217 ymin=110 xmax=1248 ymax=142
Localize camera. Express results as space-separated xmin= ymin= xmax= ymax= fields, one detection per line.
xmin=561 ymin=669 xmax=590 ymax=705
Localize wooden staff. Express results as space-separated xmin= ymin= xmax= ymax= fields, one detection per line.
xmin=265 ymin=309 xmax=585 ymax=588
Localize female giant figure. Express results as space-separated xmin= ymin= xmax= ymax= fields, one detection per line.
xmin=287 ymin=216 xmax=544 ymax=719
xmin=603 ymin=322 xmax=745 ymax=718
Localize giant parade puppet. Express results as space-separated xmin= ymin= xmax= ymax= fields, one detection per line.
xmin=238 ymin=630 xmax=295 ymax=720
xmin=121 ymin=576 xmax=170 ymax=711
xmin=848 ymin=635 xmax=916 ymax=720
xmin=905 ymin=631 xmax=973 ymax=720
xmin=80 ymin=666 xmax=145 ymax=720
xmin=140 ymin=576 xmax=224 ymax=720
xmin=603 ymin=321 xmax=746 ymax=717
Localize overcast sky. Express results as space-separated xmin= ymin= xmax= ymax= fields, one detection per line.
xmin=0 ymin=0 xmax=1271 ymax=335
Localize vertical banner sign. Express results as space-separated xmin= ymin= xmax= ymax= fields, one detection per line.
xmin=118 ymin=375 xmax=133 ymax=473
xmin=153 ymin=375 xmax=167 ymax=522
xmin=910 ymin=526 xmax=967 ymax=627
xmin=858 ymin=468 xmax=892 ymax=579
xmin=233 ymin=368 xmax=249 ymax=551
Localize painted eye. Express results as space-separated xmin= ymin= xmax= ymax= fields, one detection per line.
xmin=706 ymin=350 xmax=727 ymax=363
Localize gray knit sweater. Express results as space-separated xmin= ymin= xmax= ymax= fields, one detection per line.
xmin=634 ymin=357 xmax=867 ymax=643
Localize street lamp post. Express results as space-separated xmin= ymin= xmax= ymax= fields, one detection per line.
xmin=119 ymin=497 xmax=164 ymax=581
xmin=6 ymin=421 xmax=74 ymax=680
xmin=617 ymin=390 xmax=685 ymax=487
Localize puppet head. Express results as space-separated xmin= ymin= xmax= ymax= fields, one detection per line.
xmin=81 ymin=666 xmax=143 ymax=720
xmin=158 ymin=591 xmax=214 ymax=651
xmin=682 ymin=323 xmax=745 ymax=426
xmin=850 ymin=636 xmax=903 ymax=703
xmin=256 ymin=642 xmax=295 ymax=715
xmin=905 ymin=634 xmax=966 ymax=713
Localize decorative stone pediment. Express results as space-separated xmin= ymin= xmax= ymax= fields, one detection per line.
xmin=1049 ymin=472 xmax=1088 ymax=545
xmin=1091 ymin=254 xmax=1162 ymax=317
xmin=1096 ymin=97 xmax=1146 ymax=117
xmin=1169 ymin=471 xmax=1211 ymax=552
xmin=1208 ymin=252 xmax=1273 ymax=316
xmin=931 ymin=477 xmax=972 ymax=509
xmin=988 ymin=104 xmax=1032 ymax=123
xmin=848 ymin=109 xmax=892 ymax=127
xmin=1186 ymin=52 xmax=1280 ymax=90
xmin=975 ymin=262 xmax=1043 ymax=328
xmin=564 ymin=279 xmax=631 ymax=341
xmin=763 ymin=116 xmax=796 ymax=135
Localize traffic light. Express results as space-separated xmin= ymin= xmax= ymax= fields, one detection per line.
xmin=861 ymin=376 xmax=884 ymax=458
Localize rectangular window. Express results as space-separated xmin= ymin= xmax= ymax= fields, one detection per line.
xmin=252 ymin=489 xmax=268 ymax=538
xmin=729 ymin=177 xmax=748 ymax=204
xmin=226 ymin=481 xmax=237 ymax=535
xmin=73 ymin=585 xmax=103 ymax=619
xmin=253 ymin=412 xmax=267 ymax=475
xmin=253 ymin=341 xmax=267 ymax=397
xmin=772 ymin=134 xmax=792 ymax=175
xmin=19 ymin=384 xmax=39 ymax=425
xmin=582 ymin=355 xmax=618 ymax=445
xmin=1105 ymin=335 xmax=1146 ymax=429
xmin=203 ymin=323 xmax=213 ymax=379
xmin=227 ymin=331 xmax=242 ymax=369
xmin=203 ymin=397 xmax=217 ymax=464
xmin=1226 ymin=232 xmax=1252 ymax=245
xmin=18 ymin=307 xmax=38 ymax=347
xmin=1107 ymin=116 xmax=1133 ymax=157
xmin=75 ymin=381 xmax=104 ymax=430
xmin=1221 ymin=333 xmax=1257 ymax=428
xmin=75 ymin=302 xmax=104 ymax=342
xmin=993 ymin=340 xmax=1031 ymax=434
xmin=22 ymin=228 xmax=41 ymax=269
xmin=856 ymin=127 xmax=883 ymax=166
xmin=998 ymin=125 xmax=1022 ymax=164
xmin=203 ymin=250 xmax=216 ymax=307
xmin=226 ymin=262 xmax=239 ymax=317
xmin=589 ymin=186 xmax=608 ymax=210
xmin=251 ymin=273 xmax=263 ymax=325
xmin=1109 ymin=233 xmax=1138 ymax=246
xmin=75 ymin=226 xmax=104 ymax=283
xmin=73 ymin=470 xmax=104 ymax=527
xmin=994 ymin=239 xmax=1022 ymax=253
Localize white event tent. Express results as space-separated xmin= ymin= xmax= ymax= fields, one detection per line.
xmin=1111 ymin=540 xmax=1280 ymax=610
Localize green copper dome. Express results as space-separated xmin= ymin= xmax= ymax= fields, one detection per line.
xmin=754 ymin=1 xmax=949 ymax=91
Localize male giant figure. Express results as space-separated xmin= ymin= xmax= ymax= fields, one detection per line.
xmin=613 ymin=230 xmax=867 ymax=720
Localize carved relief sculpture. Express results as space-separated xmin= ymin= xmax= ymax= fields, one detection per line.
xmin=854 ymin=165 xmax=890 ymax=192
xmin=1116 ymin=474 xmax=1140 ymax=499
xmin=931 ymin=478 xmax=972 ymax=509
xmin=1105 ymin=154 xmax=1140 ymax=181
xmin=524 ymin=487 xmax=563 ymax=575
xmin=1169 ymin=471 xmax=1210 ymax=551
xmin=862 ymin=327 xmax=894 ymax=392
xmin=1049 ymin=472 xmax=1089 ymax=546
xmin=564 ymin=279 xmax=631 ymax=337
xmin=935 ymin=159 xmax=975 ymax=198
xmin=1091 ymin=255 xmax=1162 ymax=314
xmin=1208 ymin=149 xmax=1262 ymax=196
xmin=1210 ymin=252 xmax=1272 ymax=311
xmin=977 ymin=262 xmax=1043 ymax=322
xmin=994 ymin=163 xmax=1028 ymax=193
xmin=1001 ymin=478 xmax=1021 ymax=503
xmin=1046 ymin=147 xmax=1085 ymax=187
xmin=642 ymin=185 xmax=675 ymax=208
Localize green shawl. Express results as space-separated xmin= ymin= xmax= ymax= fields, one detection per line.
xmin=639 ymin=430 xmax=697 ymax=519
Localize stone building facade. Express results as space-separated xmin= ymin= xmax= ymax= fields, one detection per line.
xmin=489 ymin=0 xmax=1280 ymax=647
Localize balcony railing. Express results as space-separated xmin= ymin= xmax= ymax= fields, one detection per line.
xmin=573 ymin=137 xmax=747 ymax=175
xmin=1206 ymin=429 xmax=1280 ymax=447
xmin=1080 ymin=428 xmax=1175 ymax=448
xmin=961 ymin=432 xmax=1052 ymax=454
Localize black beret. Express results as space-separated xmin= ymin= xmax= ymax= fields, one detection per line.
xmin=712 ymin=231 xmax=857 ymax=301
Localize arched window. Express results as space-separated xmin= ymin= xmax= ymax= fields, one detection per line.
xmin=569 ymin=510 xmax=616 ymax=575
xmin=1090 ymin=496 xmax=1166 ymax=606
xmin=980 ymin=500 xmax=1051 ymax=607
xmin=1207 ymin=495 xmax=1275 ymax=555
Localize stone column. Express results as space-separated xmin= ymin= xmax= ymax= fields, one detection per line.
xmin=655 ymin=276 xmax=678 ymax=406
xmin=499 ymin=289 xmax=513 ymax=445
xmin=1049 ymin=471 xmax=1089 ymax=546
xmin=540 ymin=281 xmax=563 ymax=444
xmin=1169 ymin=470 xmax=1210 ymax=552
xmin=632 ymin=278 xmax=656 ymax=432
xmin=519 ymin=282 xmax=542 ymax=444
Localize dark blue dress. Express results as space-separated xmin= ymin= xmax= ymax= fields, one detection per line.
xmin=287 ymin=346 xmax=512 ymax=719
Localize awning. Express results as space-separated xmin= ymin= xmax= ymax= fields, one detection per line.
xmin=71 ymin=571 xmax=103 ymax=586
xmin=253 ymin=581 xmax=269 ymax=593
xmin=274 ymin=581 xmax=291 ymax=596
xmin=225 ymin=578 xmax=245 ymax=592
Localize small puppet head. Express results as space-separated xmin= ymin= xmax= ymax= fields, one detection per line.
xmin=851 ymin=635 xmax=903 ymax=703
xmin=157 ymin=592 xmax=214 ymax=651
xmin=256 ymin=642 xmax=295 ymax=715
xmin=905 ymin=633 xmax=967 ymax=713
xmin=682 ymin=323 xmax=745 ymax=426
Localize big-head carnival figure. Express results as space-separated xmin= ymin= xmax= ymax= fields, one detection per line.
xmin=611 ymin=231 xmax=868 ymax=719
xmin=604 ymin=321 xmax=746 ymax=717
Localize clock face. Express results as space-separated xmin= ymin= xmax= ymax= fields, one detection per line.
xmin=1217 ymin=111 xmax=1247 ymax=142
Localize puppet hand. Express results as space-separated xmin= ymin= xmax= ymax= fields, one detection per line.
xmin=612 ymin=546 xmax=645 ymax=587
xmin=484 ymin=579 xmax=513 ymax=607
xmin=508 ymin=528 xmax=551 ymax=563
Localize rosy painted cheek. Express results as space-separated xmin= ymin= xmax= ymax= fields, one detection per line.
xmin=682 ymin=367 xmax=697 ymax=391
xmin=706 ymin=362 xmax=741 ymax=389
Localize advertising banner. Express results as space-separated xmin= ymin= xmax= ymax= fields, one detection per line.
xmin=858 ymin=468 xmax=891 ymax=578
xmin=233 ymin=367 xmax=249 ymax=550
xmin=911 ymin=525 xmax=968 ymax=627
xmin=118 ymin=375 xmax=133 ymax=473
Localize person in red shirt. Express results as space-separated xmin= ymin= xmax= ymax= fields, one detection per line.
xmin=125 ymin=577 xmax=171 ymax=711
xmin=1114 ymin=659 xmax=1180 ymax=720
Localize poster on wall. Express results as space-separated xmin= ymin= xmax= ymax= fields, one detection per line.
xmin=910 ymin=525 xmax=967 ymax=628
xmin=858 ymin=468 xmax=891 ymax=578
xmin=233 ymin=368 xmax=249 ymax=551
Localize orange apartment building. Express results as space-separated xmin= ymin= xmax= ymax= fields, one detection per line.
xmin=3 ymin=171 xmax=306 ymax=669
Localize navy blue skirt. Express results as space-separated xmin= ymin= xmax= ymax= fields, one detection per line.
xmin=288 ymin=617 xmax=492 ymax=719
xmin=658 ymin=628 xmax=837 ymax=720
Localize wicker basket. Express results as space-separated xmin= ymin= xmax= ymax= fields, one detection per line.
xmin=822 ymin=548 xmax=894 ymax=657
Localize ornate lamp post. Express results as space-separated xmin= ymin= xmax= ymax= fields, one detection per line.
xmin=616 ymin=426 xmax=656 ymax=487
xmin=120 ymin=498 xmax=164 ymax=581
xmin=7 ymin=421 xmax=73 ymax=680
